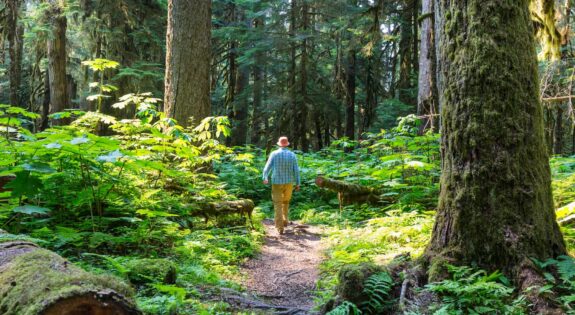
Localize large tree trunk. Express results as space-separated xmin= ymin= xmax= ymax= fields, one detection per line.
xmin=417 ymin=0 xmax=439 ymax=134
xmin=425 ymin=0 xmax=565 ymax=288
xmin=7 ymin=0 xmax=23 ymax=107
xmin=397 ymin=0 xmax=416 ymax=106
xmin=164 ymin=0 xmax=211 ymax=127
xmin=0 ymin=231 xmax=140 ymax=315
xmin=46 ymin=0 xmax=68 ymax=123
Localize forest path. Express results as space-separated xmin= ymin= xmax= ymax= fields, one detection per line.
xmin=239 ymin=218 xmax=325 ymax=314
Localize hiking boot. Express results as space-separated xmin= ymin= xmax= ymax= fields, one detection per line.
xmin=278 ymin=229 xmax=284 ymax=235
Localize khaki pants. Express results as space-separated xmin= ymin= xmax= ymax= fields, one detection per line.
xmin=272 ymin=184 xmax=293 ymax=232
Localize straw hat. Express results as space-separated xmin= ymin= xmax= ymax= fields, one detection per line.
xmin=277 ymin=136 xmax=290 ymax=147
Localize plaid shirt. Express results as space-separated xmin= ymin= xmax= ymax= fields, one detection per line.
xmin=262 ymin=148 xmax=301 ymax=185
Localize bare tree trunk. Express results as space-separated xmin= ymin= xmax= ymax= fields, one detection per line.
xmin=288 ymin=0 xmax=298 ymax=148
xmin=334 ymin=33 xmax=345 ymax=138
xmin=41 ymin=70 xmax=50 ymax=130
xmin=417 ymin=0 xmax=439 ymax=133
xmin=397 ymin=0 xmax=416 ymax=106
xmin=46 ymin=0 xmax=68 ymax=123
xmin=251 ymin=11 xmax=265 ymax=145
xmin=7 ymin=0 xmax=23 ymax=107
xmin=554 ymin=105 xmax=564 ymax=155
xmin=164 ymin=0 xmax=211 ymax=127
xmin=231 ymin=62 xmax=249 ymax=146
xmin=298 ymin=1 xmax=310 ymax=152
xmin=345 ymin=49 xmax=356 ymax=142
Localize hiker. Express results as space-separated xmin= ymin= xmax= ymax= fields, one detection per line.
xmin=262 ymin=136 xmax=301 ymax=235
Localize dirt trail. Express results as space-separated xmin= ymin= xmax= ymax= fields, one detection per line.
xmin=240 ymin=219 xmax=325 ymax=314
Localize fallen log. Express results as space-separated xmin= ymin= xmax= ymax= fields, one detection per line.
xmin=315 ymin=176 xmax=383 ymax=206
xmin=0 ymin=230 xmax=140 ymax=315
xmin=191 ymin=199 xmax=255 ymax=228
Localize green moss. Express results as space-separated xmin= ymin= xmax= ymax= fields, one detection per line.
xmin=427 ymin=256 xmax=449 ymax=283
xmin=126 ymin=258 xmax=177 ymax=285
xmin=336 ymin=262 xmax=383 ymax=305
xmin=0 ymin=249 xmax=135 ymax=315
xmin=426 ymin=0 xmax=565 ymax=276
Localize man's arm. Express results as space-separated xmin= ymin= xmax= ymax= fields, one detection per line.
xmin=262 ymin=152 xmax=274 ymax=183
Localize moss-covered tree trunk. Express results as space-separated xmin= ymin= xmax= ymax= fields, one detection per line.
xmin=425 ymin=0 xmax=565 ymax=281
xmin=0 ymin=231 xmax=139 ymax=314
xmin=164 ymin=0 xmax=211 ymax=127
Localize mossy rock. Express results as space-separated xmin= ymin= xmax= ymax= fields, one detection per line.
xmin=336 ymin=262 xmax=384 ymax=305
xmin=125 ymin=258 xmax=177 ymax=285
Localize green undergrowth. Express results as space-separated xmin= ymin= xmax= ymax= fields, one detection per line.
xmin=3 ymin=103 xmax=575 ymax=314
xmin=0 ymin=102 xmax=267 ymax=314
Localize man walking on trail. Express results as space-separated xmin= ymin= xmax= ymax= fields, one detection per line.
xmin=262 ymin=136 xmax=301 ymax=235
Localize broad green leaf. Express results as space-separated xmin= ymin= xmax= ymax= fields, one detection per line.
xmin=13 ymin=205 xmax=51 ymax=216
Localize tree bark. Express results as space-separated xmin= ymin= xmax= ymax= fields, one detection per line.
xmin=7 ymin=0 xmax=23 ymax=107
xmin=288 ymin=0 xmax=298 ymax=147
xmin=251 ymin=11 xmax=265 ymax=146
xmin=553 ymin=105 xmax=564 ymax=155
xmin=41 ymin=69 xmax=50 ymax=130
xmin=164 ymin=0 xmax=211 ymax=127
xmin=0 ymin=231 xmax=140 ymax=315
xmin=334 ymin=33 xmax=345 ymax=138
xmin=397 ymin=0 xmax=416 ymax=106
xmin=298 ymin=1 xmax=310 ymax=152
xmin=417 ymin=0 xmax=439 ymax=134
xmin=425 ymin=0 xmax=565 ymax=284
xmin=345 ymin=49 xmax=356 ymax=142
xmin=46 ymin=0 xmax=68 ymax=123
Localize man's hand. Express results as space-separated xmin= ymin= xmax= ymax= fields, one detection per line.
xmin=263 ymin=179 xmax=269 ymax=185
xmin=295 ymin=185 xmax=300 ymax=191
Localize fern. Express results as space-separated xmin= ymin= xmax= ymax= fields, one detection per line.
xmin=537 ymin=255 xmax=575 ymax=313
xmin=360 ymin=272 xmax=394 ymax=314
xmin=327 ymin=301 xmax=363 ymax=315
xmin=425 ymin=265 xmax=526 ymax=314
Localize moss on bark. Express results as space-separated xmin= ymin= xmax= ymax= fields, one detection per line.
xmin=0 ymin=232 xmax=139 ymax=314
xmin=425 ymin=0 xmax=565 ymax=280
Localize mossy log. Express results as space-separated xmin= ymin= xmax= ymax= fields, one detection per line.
xmin=315 ymin=176 xmax=384 ymax=205
xmin=0 ymin=230 xmax=140 ymax=315
xmin=193 ymin=199 xmax=255 ymax=227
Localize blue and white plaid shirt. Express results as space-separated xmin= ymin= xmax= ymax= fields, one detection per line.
xmin=262 ymin=148 xmax=301 ymax=185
